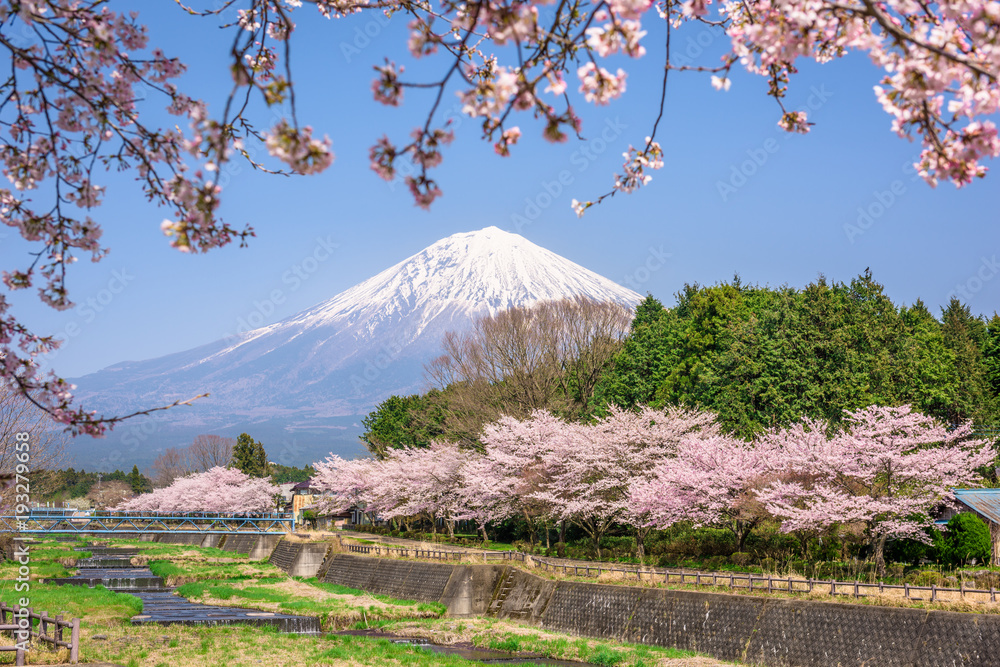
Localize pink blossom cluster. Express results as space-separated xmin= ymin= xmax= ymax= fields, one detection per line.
xmin=314 ymin=405 xmax=991 ymax=555
xmin=631 ymin=405 xmax=993 ymax=549
xmin=312 ymin=406 xmax=719 ymax=544
xmin=5 ymin=0 xmax=1000 ymax=435
xmin=0 ymin=0 xmax=328 ymax=434
xmin=114 ymin=467 xmax=280 ymax=514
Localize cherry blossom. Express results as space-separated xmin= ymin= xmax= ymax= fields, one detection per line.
xmin=4 ymin=0 xmax=999 ymax=433
xmin=114 ymin=466 xmax=280 ymax=514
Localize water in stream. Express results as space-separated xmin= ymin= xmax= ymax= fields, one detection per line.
xmin=51 ymin=543 xmax=597 ymax=664
xmin=47 ymin=545 xmax=321 ymax=634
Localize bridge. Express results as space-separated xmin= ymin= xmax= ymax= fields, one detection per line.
xmin=0 ymin=511 xmax=295 ymax=534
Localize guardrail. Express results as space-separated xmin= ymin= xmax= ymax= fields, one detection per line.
xmin=341 ymin=540 xmax=998 ymax=604
xmin=343 ymin=543 xmax=527 ymax=562
xmin=0 ymin=602 xmax=80 ymax=665
xmin=0 ymin=512 xmax=295 ymax=534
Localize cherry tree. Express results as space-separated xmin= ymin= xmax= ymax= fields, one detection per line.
xmin=314 ymin=442 xmax=477 ymax=536
xmin=114 ymin=465 xmax=280 ymax=513
xmin=629 ymin=433 xmax=775 ymax=552
xmin=2 ymin=1 xmax=999 ymax=435
xmin=531 ymin=405 xmax=719 ymax=558
xmin=312 ymin=454 xmax=379 ymax=517
xmin=755 ymin=405 xmax=994 ymax=574
xmin=472 ymin=410 xmax=572 ymax=546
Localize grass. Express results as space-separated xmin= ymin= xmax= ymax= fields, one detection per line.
xmin=174 ymin=575 xmax=447 ymax=631
xmin=0 ymin=535 xmax=730 ymax=667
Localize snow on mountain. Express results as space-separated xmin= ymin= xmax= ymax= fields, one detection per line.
xmin=69 ymin=227 xmax=641 ymax=467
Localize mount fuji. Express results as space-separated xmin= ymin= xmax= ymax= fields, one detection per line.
xmin=70 ymin=227 xmax=642 ymax=468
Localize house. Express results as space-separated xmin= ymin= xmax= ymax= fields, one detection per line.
xmin=290 ymin=479 xmax=321 ymax=524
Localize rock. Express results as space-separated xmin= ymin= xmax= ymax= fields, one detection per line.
xmin=92 ymin=634 xmax=108 ymax=641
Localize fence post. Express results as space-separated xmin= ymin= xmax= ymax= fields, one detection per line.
xmin=41 ymin=610 xmax=48 ymax=643
xmin=767 ymin=576 xmax=772 ymax=594
xmin=931 ymin=584 xmax=937 ymax=602
xmin=70 ymin=618 xmax=80 ymax=664
xmin=55 ymin=614 xmax=64 ymax=647
xmin=992 ymin=587 xmax=996 ymax=603
xmin=830 ymin=579 xmax=835 ymax=596
xmin=905 ymin=583 xmax=910 ymax=600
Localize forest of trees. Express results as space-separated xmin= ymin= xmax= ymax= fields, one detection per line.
xmin=364 ymin=273 xmax=1000 ymax=455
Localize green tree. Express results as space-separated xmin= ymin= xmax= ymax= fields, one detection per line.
xmin=127 ymin=465 xmax=152 ymax=494
xmin=232 ymin=433 xmax=269 ymax=478
xmin=269 ymin=464 xmax=316 ymax=484
xmin=941 ymin=298 xmax=990 ymax=423
xmin=594 ymin=272 xmax=1000 ymax=437
xmin=940 ymin=513 xmax=992 ymax=566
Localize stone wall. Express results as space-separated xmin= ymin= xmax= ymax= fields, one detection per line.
xmin=321 ymin=554 xmax=502 ymax=617
xmin=321 ymin=555 xmax=1000 ymax=667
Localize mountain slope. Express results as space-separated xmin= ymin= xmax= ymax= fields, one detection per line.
xmin=70 ymin=226 xmax=642 ymax=465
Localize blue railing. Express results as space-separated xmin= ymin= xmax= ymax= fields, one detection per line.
xmin=0 ymin=511 xmax=295 ymax=534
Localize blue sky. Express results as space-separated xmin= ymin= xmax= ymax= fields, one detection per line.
xmin=3 ymin=3 xmax=999 ymax=381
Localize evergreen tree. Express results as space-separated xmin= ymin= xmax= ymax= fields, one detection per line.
xmin=232 ymin=433 xmax=269 ymax=478
xmin=127 ymin=465 xmax=152 ymax=494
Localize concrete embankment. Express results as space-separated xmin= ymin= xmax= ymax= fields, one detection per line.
xmin=73 ymin=532 xmax=1000 ymax=665
xmin=314 ymin=553 xmax=1000 ymax=667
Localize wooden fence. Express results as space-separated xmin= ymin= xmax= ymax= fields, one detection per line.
xmin=344 ymin=543 xmax=526 ymax=562
xmin=529 ymin=558 xmax=1000 ymax=603
xmin=342 ymin=541 xmax=999 ymax=605
xmin=0 ymin=602 xmax=80 ymax=665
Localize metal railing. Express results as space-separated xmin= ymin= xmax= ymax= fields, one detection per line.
xmin=0 ymin=511 xmax=295 ymax=534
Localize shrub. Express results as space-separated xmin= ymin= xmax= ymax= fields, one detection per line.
xmin=939 ymin=513 xmax=991 ymax=567
xmin=730 ymin=552 xmax=753 ymax=567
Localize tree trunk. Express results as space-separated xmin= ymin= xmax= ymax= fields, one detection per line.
xmin=523 ymin=509 xmax=537 ymax=546
xmin=559 ymin=520 xmax=567 ymax=544
xmin=873 ymin=533 xmax=887 ymax=577
xmin=480 ymin=523 xmax=489 ymax=545
xmin=635 ymin=526 xmax=649 ymax=562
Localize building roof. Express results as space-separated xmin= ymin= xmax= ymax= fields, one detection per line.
xmin=292 ymin=479 xmax=316 ymax=491
xmin=953 ymin=488 xmax=1000 ymax=525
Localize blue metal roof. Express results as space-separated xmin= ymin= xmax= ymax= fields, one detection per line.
xmin=953 ymin=488 xmax=1000 ymax=525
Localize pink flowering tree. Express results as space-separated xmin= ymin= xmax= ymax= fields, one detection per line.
xmin=629 ymin=433 xmax=775 ymax=552
xmin=312 ymin=454 xmax=380 ymax=521
xmin=313 ymin=442 xmax=478 ymax=537
xmin=755 ymin=405 xmax=994 ymax=574
xmin=4 ymin=0 xmax=999 ymax=434
xmin=473 ymin=410 xmax=572 ymax=546
xmin=114 ymin=466 xmax=281 ymax=513
xmin=530 ymin=405 xmax=719 ymax=559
